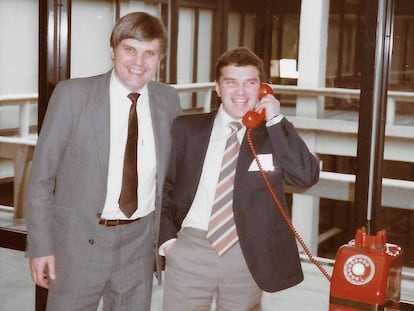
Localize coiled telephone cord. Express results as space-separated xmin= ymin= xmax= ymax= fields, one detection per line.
xmin=246 ymin=128 xmax=332 ymax=282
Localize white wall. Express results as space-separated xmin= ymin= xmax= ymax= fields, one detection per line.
xmin=0 ymin=0 xmax=38 ymax=94
xmin=0 ymin=0 xmax=38 ymax=133
xmin=70 ymin=0 xmax=160 ymax=79
xmin=70 ymin=0 xmax=115 ymax=78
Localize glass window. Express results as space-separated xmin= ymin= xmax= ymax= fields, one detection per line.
xmin=227 ymin=12 xmax=241 ymax=50
xmin=70 ymin=0 xmax=161 ymax=78
xmin=0 ymin=0 xmax=38 ymax=191
xmin=71 ymin=0 xmax=115 ymax=78
xmin=0 ymin=0 xmax=38 ymax=130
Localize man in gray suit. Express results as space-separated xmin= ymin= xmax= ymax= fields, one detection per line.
xmin=25 ymin=12 xmax=181 ymax=311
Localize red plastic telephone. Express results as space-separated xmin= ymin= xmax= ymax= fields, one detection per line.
xmin=242 ymin=83 xmax=273 ymax=128
xmin=329 ymin=227 xmax=403 ymax=310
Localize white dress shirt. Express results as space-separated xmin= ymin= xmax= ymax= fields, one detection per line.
xmin=101 ymin=71 xmax=157 ymax=220
xmin=181 ymin=105 xmax=246 ymax=230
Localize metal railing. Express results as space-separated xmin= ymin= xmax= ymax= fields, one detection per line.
xmin=0 ymin=93 xmax=38 ymax=137
xmin=1 ymin=84 xmax=414 ymax=138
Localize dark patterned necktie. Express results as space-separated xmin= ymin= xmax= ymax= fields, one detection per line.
xmin=207 ymin=122 xmax=242 ymax=255
xmin=118 ymin=92 xmax=140 ymax=217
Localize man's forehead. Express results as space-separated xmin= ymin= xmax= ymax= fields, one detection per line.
xmin=119 ymin=38 xmax=161 ymax=49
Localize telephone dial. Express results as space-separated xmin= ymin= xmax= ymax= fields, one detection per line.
xmin=329 ymin=227 xmax=403 ymax=310
xmin=242 ymin=83 xmax=403 ymax=310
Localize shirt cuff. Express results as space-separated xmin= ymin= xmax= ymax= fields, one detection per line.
xmin=158 ymin=238 xmax=177 ymax=256
xmin=266 ymin=114 xmax=284 ymax=127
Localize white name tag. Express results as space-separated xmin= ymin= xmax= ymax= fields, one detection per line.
xmin=248 ymin=154 xmax=275 ymax=171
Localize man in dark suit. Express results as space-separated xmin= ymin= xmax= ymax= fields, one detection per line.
xmin=25 ymin=12 xmax=181 ymax=311
xmin=159 ymin=47 xmax=320 ymax=310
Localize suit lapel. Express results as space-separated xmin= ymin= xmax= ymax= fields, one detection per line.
xmin=237 ymin=124 xmax=268 ymax=181
xmin=188 ymin=112 xmax=216 ymax=174
xmin=89 ymin=72 xmax=111 ymax=176
xmin=147 ymin=82 xmax=168 ymax=164
xmin=182 ymin=112 xmax=216 ymax=204
xmin=147 ymin=81 xmax=174 ymax=195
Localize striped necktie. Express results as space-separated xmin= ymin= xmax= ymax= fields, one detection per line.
xmin=207 ymin=121 xmax=242 ymax=256
xmin=118 ymin=92 xmax=140 ymax=217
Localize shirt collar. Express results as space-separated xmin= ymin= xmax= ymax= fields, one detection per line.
xmin=111 ymin=70 xmax=148 ymax=99
xmin=217 ymin=105 xmax=243 ymax=129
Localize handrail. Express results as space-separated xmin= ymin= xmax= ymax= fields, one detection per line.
xmin=171 ymin=82 xmax=214 ymax=112
xmin=0 ymin=93 xmax=38 ymax=103
xmin=171 ymin=82 xmax=215 ymax=91
xmin=1 ymin=84 xmax=414 ymax=137
xmin=2 ymin=86 xmax=412 ymax=102
xmin=0 ymin=93 xmax=38 ymax=137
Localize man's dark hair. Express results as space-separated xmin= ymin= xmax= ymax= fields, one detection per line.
xmin=215 ymin=47 xmax=264 ymax=82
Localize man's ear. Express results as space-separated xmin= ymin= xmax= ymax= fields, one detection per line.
xmin=215 ymin=81 xmax=221 ymax=97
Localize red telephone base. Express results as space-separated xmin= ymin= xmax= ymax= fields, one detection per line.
xmin=329 ymin=227 xmax=403 ymax=311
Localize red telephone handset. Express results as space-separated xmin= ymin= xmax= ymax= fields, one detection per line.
xmin=242 ymin=83 xmax=273 ymax=128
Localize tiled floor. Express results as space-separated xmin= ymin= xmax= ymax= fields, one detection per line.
xmin=0 ymin=239 xmax=333 ymax=311
xmin=0 ymin=200 xmax=331 ymax=311
xmin=1 ymin=247 xmax=34 ymax=310
xmin=0 ymin=206 xmax=331 ymax=311
xmin=2 ymin=208 xmax=412 ymax=311
xmin=0 ymin=243 xmax=163 ymax=311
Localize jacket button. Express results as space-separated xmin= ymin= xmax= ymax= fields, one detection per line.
xmin=88 ymin=239 xmax=95 ymax=245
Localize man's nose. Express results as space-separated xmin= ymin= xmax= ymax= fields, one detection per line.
xmin=133 ymin=53 xmax=143 ymax=65
xmin=236 ymin=83 xmax=246 ymax=95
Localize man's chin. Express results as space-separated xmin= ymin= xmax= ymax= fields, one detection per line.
xmin=223 ymin=105 xmax=252 ymax=119
xmin=237 ymin=108 xmax=253 ymax=119
xmin=127 ymin=81 xmax=146 ymax=91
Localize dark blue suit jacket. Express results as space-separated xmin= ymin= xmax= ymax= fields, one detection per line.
xmin=159 ymin=110 xmax=320 ymax=292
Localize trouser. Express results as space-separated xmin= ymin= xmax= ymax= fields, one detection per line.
xmin=163 ymin=227 xmax=262 ymax=311
xmin=47 ymin=213 xmax=155 ymax=311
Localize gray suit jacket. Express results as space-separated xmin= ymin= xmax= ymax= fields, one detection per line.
xmin=25 ymin=71 xmax=181 ymax=279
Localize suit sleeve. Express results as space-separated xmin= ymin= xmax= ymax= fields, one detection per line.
xmin=267 ymin=117 xmax=320 ymax=188
xmin=159 ymin=119 xmax=181 ymax=246
xmin=25 ymin=82 xmax=75 ymax=258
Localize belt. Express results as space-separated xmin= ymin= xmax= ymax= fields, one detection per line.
xmin=98 ymin=218 xmax=141 ymax=227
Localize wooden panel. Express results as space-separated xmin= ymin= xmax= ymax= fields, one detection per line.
xmin=0 ymin=227 xmax=26 ymax=251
